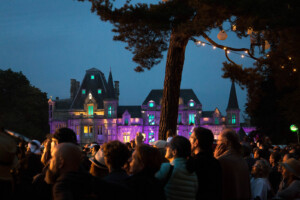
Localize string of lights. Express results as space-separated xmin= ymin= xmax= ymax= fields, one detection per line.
xmin=191 ymin=38 xmax=254 ymax=59
xmin=191 ymin=37 xmax=297 ymax=72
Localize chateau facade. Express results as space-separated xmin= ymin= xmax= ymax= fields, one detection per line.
xmin=48 ymin=68 xmax=255 ymax=144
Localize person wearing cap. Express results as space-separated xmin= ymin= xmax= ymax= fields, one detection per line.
xmin=89 ymin=148 xmax=109 ymax=178
xmin=276 ymin=158 xmax=300 ymax=200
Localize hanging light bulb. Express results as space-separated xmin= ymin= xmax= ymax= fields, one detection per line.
xmin=241 ymin=55 xmax=245 ymax=58
xmin=281 ymin=66 xmax=285 ymax=69
xmin=195 ymin=40 xmax=201 ymax=46
xmin=264 ymin=40 xmax=270 ymax=50
xmin=232 ymin=25 xmax=237 ymax=31
xmin=227 ymin=50 xmax=230 ymax=54
xmin=201 ymin=43 xmax=205 ymax=46
xmin=247 ymin=27 xmax=253 ymax=35
xmin=217 ymin=30 xmax=228 ymax=40
xmin=213 ymin=46 xmax=216 ymax=49
xmin=293 ymin=68 xmax=297 ymax=72
xmin=245 ymin=50 xmax=248 ymax=54
xmin=289 ymin=57 xmax=292 ymax=60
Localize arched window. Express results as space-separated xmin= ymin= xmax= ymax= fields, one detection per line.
xmin=232 ymin=114 xmax=236 ymax=124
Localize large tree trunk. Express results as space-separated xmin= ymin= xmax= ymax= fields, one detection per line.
xmin=158 ymin=32 xmax=189 ymax=140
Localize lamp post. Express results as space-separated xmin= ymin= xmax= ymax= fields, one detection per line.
xmin=290 ymin=124 xmax=299 ymax=144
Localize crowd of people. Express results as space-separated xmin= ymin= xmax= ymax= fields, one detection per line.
xmin=0 ymin=127 xmax=300 ymax=200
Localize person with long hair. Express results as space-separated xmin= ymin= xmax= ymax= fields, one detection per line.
xmin=156 ymin=136 xmax=198 ymax=200
xmin=214 ymin=129 xmax=251 ymax=200
xmin=126 ymin=144 xmax=165 ymax=200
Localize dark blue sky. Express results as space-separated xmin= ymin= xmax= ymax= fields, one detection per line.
xmin=0 ymin=0 xmax=256 ymax=120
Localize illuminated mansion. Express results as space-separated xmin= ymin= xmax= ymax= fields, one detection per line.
xmin=48 ymin=68 xmax=254 ymax=144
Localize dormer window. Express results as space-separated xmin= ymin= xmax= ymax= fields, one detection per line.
xmin=189 ymin=114 xmax=195 ymax=125
xmin=215 ymin=118 xmax=219 ymax=124
xmin=189 ymin=100 xmax=195 ymax=107
xmin=88 ymin=105 xmax=93 ymax=115
xmin=124 ymin=118 xmax=129 ymax=125
xmin=91 ymin=75 xmax=95 ymax=80
xmin=108 ymin=106 xmax=114 ymax=118
xmin=82 ymin=89 xmax=86 ymax=94
xmin=149 ymin=101 xmax=155 ymax=108
xmin=98 ymin=89 xmax=102 ymax=94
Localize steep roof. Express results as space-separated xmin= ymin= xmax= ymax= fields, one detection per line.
xmin=142 ymin=89 xmax=201 ymax=105
xmin=226 ymin=81 xmax=240 ymax=111
xmin=117 ymin=106 xmax=141 ymax=118
xmin=107 ymin=69 xmax=116 ymax=98
xmin=70 ymin=68 xmax=114 ymax=109
xmin=55 ymin=99 xmax=72 ymax=109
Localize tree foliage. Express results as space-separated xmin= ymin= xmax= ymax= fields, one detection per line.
xmin=0 ymin=69 xmax=49 ymax=141
xmin=79 ymin=0 xmax=299 ymax=140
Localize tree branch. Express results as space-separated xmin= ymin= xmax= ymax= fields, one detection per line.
xmin=224 ymin=50 xmax=239 ymax=67
xmin=190 ymin=33 xmax=259 ymax=61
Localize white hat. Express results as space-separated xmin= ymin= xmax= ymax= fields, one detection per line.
xmin=28 ymin=140 xmax=41 ymax=154
xmin=89 ymin=149 xmax=107 ymax=169
xmin=153 ymin=140 xmax=167 ymax=149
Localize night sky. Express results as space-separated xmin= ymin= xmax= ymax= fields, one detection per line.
xmin=0 ymin=0 xmax=257 ymax=121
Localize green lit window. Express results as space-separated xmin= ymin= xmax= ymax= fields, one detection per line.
xmin=189 ymin=102 xmax=195 ymax=107
xmin=125 ymin=118 xmax=128 ymax=125
xmin=108 ymin=106 xmax=112 ymax=117
xmin=91 ymin=75 xmax=94 ymax=79
xmin=88 ymin=106 xmax=93 ymax=115
xmin=98 ymin=89 xmax=102 ymax=94
xmin=82 ymin=89 xmax=86 ymax=94
xmin=178 ymin=113 xmax=182 ymax=124
xmin=232 ymin=114 xmax=236 ymax=124
xmin=149 ymin=132 xmax=155 ymax=143
xmin=189 ymin=114 xmax=195 ymax=125
xmin=149 ymin=102 xmax=154 ymax=107
xmin=149 ymin=115 xmax=155 ymax=125
xmin=215 ymin=118 xmax=219 ymax=124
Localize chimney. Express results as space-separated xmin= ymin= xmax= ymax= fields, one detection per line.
xmin=70 ymin=79 xmax=79 ymax=100
xmin=114 ymin=81 xmax=119 ymax=99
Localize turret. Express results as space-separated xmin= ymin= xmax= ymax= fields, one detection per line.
xmin=226 ymin=81 xmax=240 ymax=127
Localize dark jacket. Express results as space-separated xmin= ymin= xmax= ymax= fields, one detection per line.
xmin=194 ymin=151 xmax=222 ymax=200
xmin=53 ymin=171 xmax=100 ymax=200
xmin=125 ymin=169 xmax=165 ymax=200
xmin=53 ymin=171 xmax=132 ymax=200
xmin=268 ymin=165 xmax=282 ymax=194
xmin=32 ymin=165 xmax=52 ymax=200
xmin=103 ymin=169 xmax=129 ymax=184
